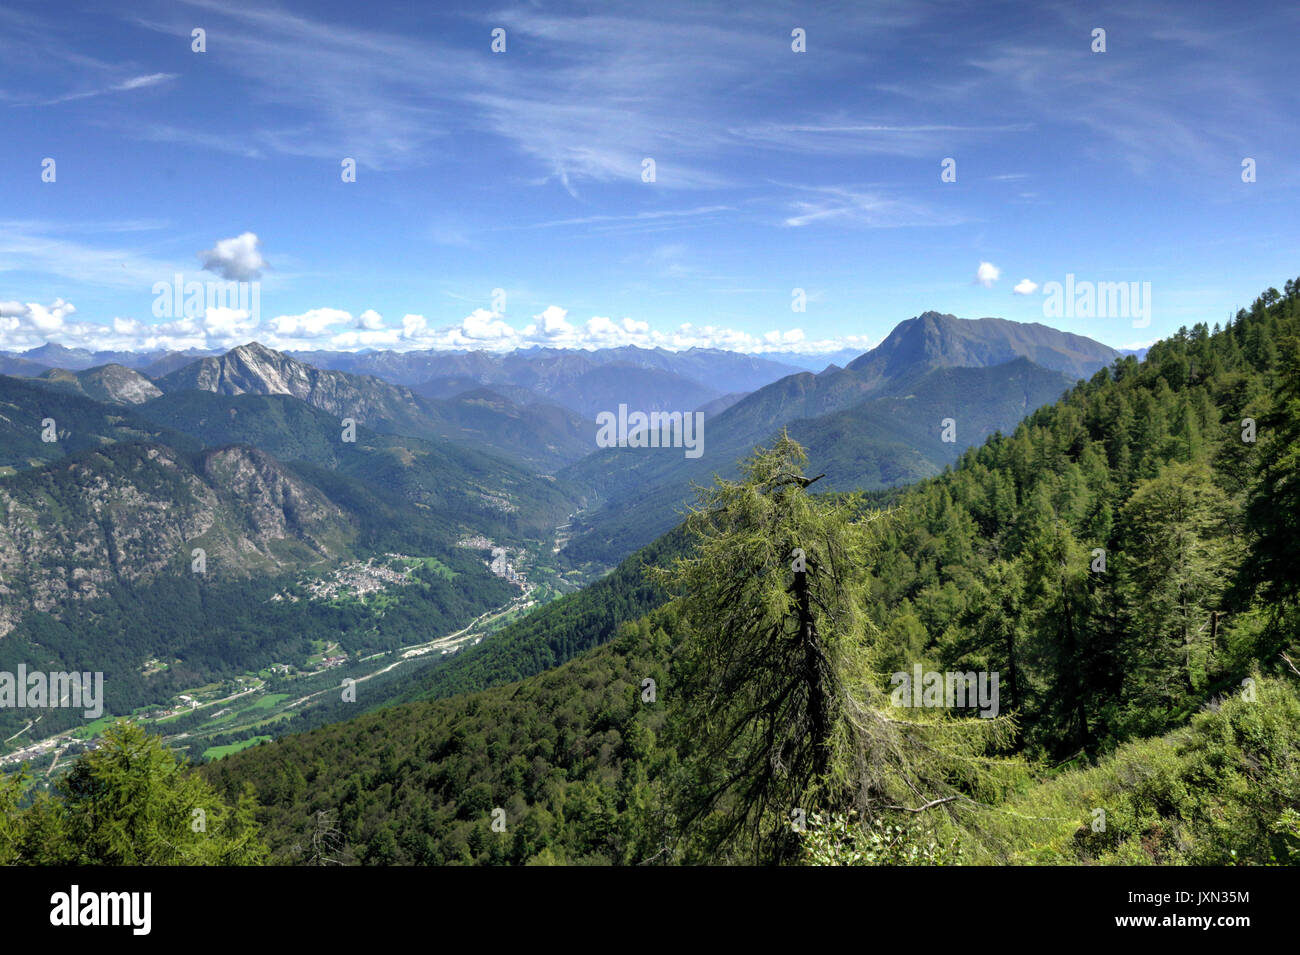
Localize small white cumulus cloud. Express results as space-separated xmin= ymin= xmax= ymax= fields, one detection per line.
xmin=530 ymin=305 xmax=574 ymax=339
xmin=270 ymin=307 xmax=351 ymax=338
xmin=764 ymin=328 xmax=805 ymax=345
xmin=9 ymin=298 xmax=78 ymax=332
xmin=1012 ymin=278 xmax=1039 ymax=295
xmin=0 ymin=298 xmax=248 ymax=352
xmin=975 ymin=262 xmax=1001 ymax=288
xmin=459 ymin=308 xmax=518 ymax=342
xmin=199 ymin=232 xmax=268 ymax=281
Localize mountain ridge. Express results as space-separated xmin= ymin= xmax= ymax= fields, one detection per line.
xmin=556 ymin=313 xmax=1119 ymax=565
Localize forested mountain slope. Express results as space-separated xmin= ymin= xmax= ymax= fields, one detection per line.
xmin=561 ymin=355 xmax=1080 ymax=565
xmin=206 ymin=279 xmax=1300 ymax=865
xmin=865 ymin=286 xmax=1297 ymax=756
xmin=0 ymin=437 xmax=519 ymax=740
xmin=0 ymin=374 xmax=196 ymax=472
xmin=205 ymin=612 xmax=1299 ymax=865
xmin=134 ymin=390 xmax=577 ymax=538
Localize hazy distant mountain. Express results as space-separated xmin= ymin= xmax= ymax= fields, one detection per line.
xmin=534 ymin=363 xmax=719 ymax=419
xmin=11 ymin=342 xmax=102 ymax=371
xmin=139 ymin=349 xmax=217 ymax=378
xmin=418 ymin=388 xmax=592 ymax=469
xmin=758 ymin=348 xmax=865 ymax=371
xmin=158 ymin=342 xmax=455 ymax=439
xmin=36 ymin=363 xmax=163 ymax=404
xmin=289 ymin=344 xmax=801 ymax=417
xmin=558 ymin=312 xmax=1120 ymax=566
xmin=405 ymin=354 xmax=718 ymax=419
xmin=695 ymin=392 xmax=749 ymax=416
xmin=412 ymin=377 xmax=546 ymax=406
xmin=292 ymin=344 xmax=799 ymax=389
xmin=5 ymin=343 xmax=195 ymax=373
xmin=0 ymin=353 xmax=50 ymax=377
xmin=581 ymin=346 xmax=802 ymax=395
xmin=3 ymin=343 xmax=802 ymax=419
xmin=289 ymin=348 xmax=497 ymax=384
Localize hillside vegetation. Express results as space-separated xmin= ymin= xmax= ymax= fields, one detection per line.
xmin=193 ymin=280 xmax=1300 ymax=864
xmin=6 ymin=280 xmax=1298 ymax=865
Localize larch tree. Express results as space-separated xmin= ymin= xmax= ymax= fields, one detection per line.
xmin=657 ymin=433 xmax=1012 ymax=864
xmin=1 ymin=721 xmax=269 ymax=865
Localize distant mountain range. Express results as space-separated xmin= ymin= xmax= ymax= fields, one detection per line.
xmin=286 ymin=345 xmax=802 ymax=419
xmin=2 ymin=312 xmax=1124 ymax=574
xmin=0 ymin=342 xmax=807 ymax=461
xmin=558 ymin=312 xmax=1121 ymax=564
xmin=757 ymin=348 xmax=867 ymax=371
xmin=0 ymin=307 xmax=1132 ymax=765
xmin=4 ymin=342 xmax=209 ymax=373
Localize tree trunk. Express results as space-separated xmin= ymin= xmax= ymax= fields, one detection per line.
xmin=793 ymin=566 xmax=830 ymax=780
xmin=1060 ymin=583 xmax=1091 ymax=752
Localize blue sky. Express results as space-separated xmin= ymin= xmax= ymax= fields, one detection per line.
xmin=1 ymin=0 xmax=1297 ymax=356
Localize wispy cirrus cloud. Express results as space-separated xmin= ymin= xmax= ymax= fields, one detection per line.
xmin=35 ymin=71 xmax=176 ymax=106
xmin=781 ymin=185 xmax=966 ymax=229
xmin=730 ymin=121 xmax=1033 ymax=157
xmin=133 ymin=123 xmax=266 ymax=159
xmin=118 ymin=0 xmax=937 ymax=188
xmin=503 ymin=205 xmax=735 ymax=232
xmin=0 ymin=220 xmax=184 ymax=291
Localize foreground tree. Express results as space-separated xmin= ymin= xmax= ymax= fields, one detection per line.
xmin=1 ymin=721 xmax=268 ymax=865
xmin=658 ymin=434 xmax=1011 ymax=864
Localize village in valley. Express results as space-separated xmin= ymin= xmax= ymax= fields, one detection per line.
xmin=2 ymin=535 xmax=550 ymax=786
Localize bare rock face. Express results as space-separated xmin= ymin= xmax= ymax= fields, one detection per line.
xmin=36 ymin=364 xmax=164 ymax=405
xmin=0 ymin=442 xmax=349 ymax=638
xmin=158 ymin=342 xmax=431 ymax=434
xmin=198 ymin=446 xmax=345 ymax=545
xmin=83 ymin=364 xmax=164 ymax=404
xmin=153 ymin=342 xmax=605 ymax=469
